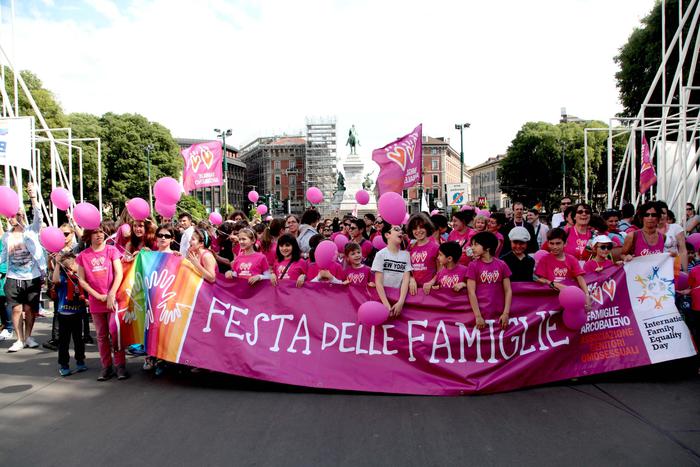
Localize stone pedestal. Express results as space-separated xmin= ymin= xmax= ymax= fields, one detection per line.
xmin=339 ymin=152 xmax=377 ymax=216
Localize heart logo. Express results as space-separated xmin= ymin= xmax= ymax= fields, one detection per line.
xmin=479 ymin=270 xmax=500 ymax=284
xmin=589 ymin=286 xmax=604 ymax=305
xmin=347 ymin=273 xmax=365 ymax=284
xmin=240 ymin=262 xmax=252 ymax=272
xmin=441 ymin=274 xmax=459 ymax=288
xmin=411 ymin=250 xmax=428 ymax=264
xmin=553 ymin=267 xmax=568 ymax=278
xmin=90 ymin=256 xmax=105 ymax=268
xmin=386 ymin=147 xmax=407 ymax=170
xmin=602 ymin=279 xmax=616 ymax=301
xmin=201 ymin=147 xmax=214 ymax=170
xmin=190 ymin=153 xmax=202 ymax=172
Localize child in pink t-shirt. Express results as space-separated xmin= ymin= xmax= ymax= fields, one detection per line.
xmin=407 ymin=213 xmax=440 ymax=294
xmin=466 ymin=232 xmax=512 ymax=330
xmin=306 ymin=234 xmax=345 ymax=283
xmin=270 ymin=233 xmax=307 ymax=287
xmin=583 ymin=235 xmax=618 ymax=274
xmin=428 ymin=241 xmax=468 ymax=292
xmin=76 ymin=221 xmax=125 ymax=381
xmin=225 ymin=228 xmax=270 ymax=285
xmin=343 ymin=242 xmax=372 ymax=288
xmin=536 ymin=228 xmax=591 ymax=308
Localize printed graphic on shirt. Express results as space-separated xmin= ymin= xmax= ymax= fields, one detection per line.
xmin=383 ymin=259 xmax=408 ymax=273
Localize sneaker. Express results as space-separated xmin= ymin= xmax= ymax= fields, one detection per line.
xmin=42 ymin=339 xmax=58 ymax=351
xmin=116 ymin=366 xmax=129 ymax=380
xmin=8 ymin=340 xmax=23 ymax=352
xmin=142 ymin=359 xmax=154 ymax=371
xmin=127 ymin=344 xmax=146 ymax=356
xmin=75 ymin=362 xmax=88 ymax=373
xmin=25 ymin=336 xmax=39 ymax=349
xmin=83 ymin=335 xmax=94 ymax=345
xmin=0 ymin=329 xmax=13 ymax=340
xmin=97 ymin=367 xmax=114 ymax=381
xmin=59 ymin=367 xmax=72 ymax=377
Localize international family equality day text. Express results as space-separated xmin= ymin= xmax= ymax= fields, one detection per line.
xmin=116 ymin=252 xmax=696 ymax=396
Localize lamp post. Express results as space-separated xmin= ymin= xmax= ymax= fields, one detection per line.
xmin=454 ymin=123 xmax=470 ymax=183
xmin=144 ymin=144 xmax=154 ymax=210
xmin=560 ymin=139 xmax=567 ymax=196
xmin=214 ymin=128 xmax=232 ymax=213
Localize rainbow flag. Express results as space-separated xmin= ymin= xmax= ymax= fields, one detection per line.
xmin=116 ymin=252 xmax=203 ymax=362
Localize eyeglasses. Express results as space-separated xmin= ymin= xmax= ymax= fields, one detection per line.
xmin=643 ymin=212 xmax=660 ymax=218
xmin=348 ymin=226 xmax=358 ymax=230
xmin=156 ymin=233 xmax=173 ymax=239
xmin=576 ymin=209 xmax=591 ymax=215
xmin=343 ymin=223 xmax=351 ymax=227
xmin=598 ymin=244 xmax=612 ymax=250
xmin=62 ymin=232 xmax=72 ymax=237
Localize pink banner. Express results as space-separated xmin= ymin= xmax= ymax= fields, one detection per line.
xmin=639 ymin=136 xmax=657 ymax=194
xmin=372 ymin=124 xmax=422 ymax=195
xmin=181 ymin=141 xmax=223 ymax=192
xmin=119 ymin=253 xmax=696 ymax=395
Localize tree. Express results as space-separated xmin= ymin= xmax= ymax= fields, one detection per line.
xmin=177 ymin=195 xmax=208 ymax=221
xmin=66 ymin=113 xmax=102 ymax=204
xmin=614 ymin=0 xmax=698 ymax=118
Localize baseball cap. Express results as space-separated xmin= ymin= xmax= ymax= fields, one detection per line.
xmin=593 ymin=235 xmax=613 ymax=245
xmin=508 ymin=226 xmax=531 ymax=242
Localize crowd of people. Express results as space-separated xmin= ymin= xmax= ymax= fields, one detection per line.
xmin=1 ymin=185 xmax=699 ymax=381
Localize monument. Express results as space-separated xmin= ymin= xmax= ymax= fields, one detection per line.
xmin=339 ymin=124 xmax=377 ymax=216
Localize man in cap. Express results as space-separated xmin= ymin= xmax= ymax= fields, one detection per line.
xmin=501 ymin=226 xmax=535 ymax=282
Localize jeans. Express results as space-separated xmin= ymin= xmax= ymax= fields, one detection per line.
xmin=57 ymin=313 xmax=86 ymax=368
xmin=92 ymin=312 xmax=125 ymax=369
xmin=0 ymin=296 xmax=13 ymax=333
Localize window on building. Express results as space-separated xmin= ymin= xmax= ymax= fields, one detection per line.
xmin=274 ymin=160 xmax=281 ymax=170
xmin=432 ymin=174 xmax=439 ymax=184
xmin=430 ymin=148 xmax=437 ymax=155
xmin=432 ymin=188 xmax=439 ymax=199
xmin=403 ymin=189 xmax=408 ymax=199
xmin=289 ymin=175 xmax=296 ymax=187
xmin=431 ymin=159 xmax=439 ymax=171
xmin=275 ymin=175 xmax=281 ymax=186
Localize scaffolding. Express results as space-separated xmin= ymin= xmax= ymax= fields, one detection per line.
xmin=305 ymin=117 xmax=337 ymax=215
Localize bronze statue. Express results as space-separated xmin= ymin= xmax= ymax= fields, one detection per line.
xmin=346 ymin=125 xmax=359 ymax=155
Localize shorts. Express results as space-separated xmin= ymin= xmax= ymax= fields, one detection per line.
xmin=4 ymin=277 xmax=42 ymax=311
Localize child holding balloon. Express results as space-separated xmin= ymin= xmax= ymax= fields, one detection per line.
xmin=466 ymin=232 xmax=512 ymax=330
xmin=225 ymin=228 xmax=270 ymax=285
xmin=372 ymin=223 xmax=412 ymax=318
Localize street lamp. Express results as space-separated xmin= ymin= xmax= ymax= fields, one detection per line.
xmin=144 ymin=144 xmax=154 ymax=210
xmin=454 ymin=123 xmax=470 ymax=183
xmin=214 ymin=128 xmax=232 ymax=212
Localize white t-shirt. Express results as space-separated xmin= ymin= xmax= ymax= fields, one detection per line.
xmin=664 ymin=223 xmax=684 ymax=253
xmin=179 ymin=226 xmax=195 ymax=256
xmin=371 ymin=248 xmax=412 ymax=289
xmin=551 ymin=213 xmax=564 ymax=229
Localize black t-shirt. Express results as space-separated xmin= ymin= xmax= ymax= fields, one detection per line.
xmin=501 ymin=251 xmax=535 ymax=282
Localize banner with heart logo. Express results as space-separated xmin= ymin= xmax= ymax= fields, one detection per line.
xmin=372 ymin=124 xmax=422 ymax=195
xmin=181 ymin=141 xmax=223 ymax=192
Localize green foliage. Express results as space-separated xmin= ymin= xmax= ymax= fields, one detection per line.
xmin=614 ymin=0 xmax=698 ymax=118
xmin=177 ymin=195 xmax=208 ymax=221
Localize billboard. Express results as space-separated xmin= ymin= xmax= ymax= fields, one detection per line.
xmin=0 ymin=117 xmax=33 ymax=170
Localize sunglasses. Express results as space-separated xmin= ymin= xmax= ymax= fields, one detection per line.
xmin=643 ymin=212 xmax=660 ymax=218
xmin=62 ymin=232 xmax=72 ymax=237
xmin=561 ymin=201 xmax=571 ymax=205
xmin=576 ymin=209 xmax=591 ymax=215
xmin=598 ymin=244 xmax=612 ymax=250
xmin=375 ymin=222 xmax=383 ymax=226
xmin=343 ymin=223 xmax=351 ymax=227
xmin=157 ymin=233 xmax=173 ymax=239
xmin=348 ymin=226 xmax=358 ymax=230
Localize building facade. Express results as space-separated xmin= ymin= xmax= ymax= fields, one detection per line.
xmin=468 ymin=154 xmax=510 ymax=210
xmin=175 ymin=138 xmax=245 ymax=213
xmin=405 ymin=136 xmax=470 ymax=211
xmin=239 ymin=136 xmax=307 ymax=215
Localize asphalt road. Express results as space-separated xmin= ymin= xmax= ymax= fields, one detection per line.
xmin=1 ymin=318 xmax=699 ymax=467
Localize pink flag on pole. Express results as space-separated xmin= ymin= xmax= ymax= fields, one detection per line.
xmin=181 ymin=141 xmax=223 ymax=193
xmin=639 ymin=136 xmax=657 ymax=194
xmin=372 ymin=124 xmax=422 ymax=195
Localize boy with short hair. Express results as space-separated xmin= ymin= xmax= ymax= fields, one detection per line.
xmin=425 ymin=241 xmax=468 ymax=293
xmin=501 ymin=227 xmax=535 ymax=282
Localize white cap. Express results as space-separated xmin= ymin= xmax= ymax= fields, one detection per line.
xmin=508 ymin=226 xmax=531 ymax=242
xmin=593 ymin=235 xmax=612 ymax=245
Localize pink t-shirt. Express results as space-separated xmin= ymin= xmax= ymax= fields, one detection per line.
xmin=409 ymin=238 xmax=439 ymax=285
xmin=435 ymin=264 xmax=469 ymax=289
xmin=447 ymin=229 xmax=473 ymax=266
xmin=232 ymin=252 xmax=269 ymax=278
xmin=344 ymin=264 xmax=372 ymax=287
xmin=583 ymin=258 xmax=614 ymax=274
xmin=535 ymin=253 xmax=584 ymax=282
xmin=633 ymin=230 xmax=665 ymax=257
xmin=274 ymin=258 xmax=307 ymax=280
xmin=564 ymin=227 xmax=593 ymax=261
xmin=76 ymin=245 xmax=122 ymax=314
xmin=493 ymin=231 xmax=504 ymax=258
xmin=688 ymin=267 xmax=700 ymax=310
xmin=260 ymin=242 xmax=277 ymax=269
xmin=466 ymin=258 xmax=511 ymax=316
xmin=306 ymin=261 xmax=345 ymax=282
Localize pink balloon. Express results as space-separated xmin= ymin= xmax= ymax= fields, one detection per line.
xmin=533 ymin=250 xmax=548 ymax=264
xmin=209 ymin=212 xmax=223 ymax=226
xmin=361 ymin=240 xmax=373 ymax=257
xmin=314 ymin=240 xmax=337 ymax=269
xmin=256 ymin=204 xmax=268 ymax=215
xmin=0 ymin=186 xmax=19 ymax=218
xmin=403 ymin=213 xmax=410 ymax=224
xmin=559 ymin=286 xmax=587 ymax=330
xmin=372 ymin=235 xmax=386 ymax=250
xmin=120 ymin=223 xmax=131 ymax=237
xmin=676 ymin=272 xmax=689 ymax=290
xmin=248 ymin=191 xmax=259 ymax=203
xmin=357 ymin=301 xmax=390 ymax=326
xmin=265 ymin=215 xmax=273 ymax=222
xmin=687 ymin=233 xmax=700 ymax=250
xmin=562 ymin=306 xmax=587 ymax=330
xmin=154 ymin=199 xmax=176 ymax=218
xmin=50 ymin=187 xmax=73 ymax=211
xmin=477 ymin=209 xmax=491 ymax=217
xmin=378 ymin=192 xmax=406 ymax=226
xmin=334 ymin=234 xmax=349 ymax=253
xmin=355 ymin=190 xmax=370 ymax=205
xmin=461 ymin=205 xmax=475 ymax=211
xmin=430 ymin=209 xmax=439 ymax=216
xmin=127 ymin=197 xmax=150 ymax=221
xmin=40 ymin=226 xmax=66 ymax=253
xmin=153 ymin=177 xmax=182 ymax=205
xmin=73 ymin=202 xmax=101 ymax=230
xmin=306 ymin=187 xmax=323 ymax=204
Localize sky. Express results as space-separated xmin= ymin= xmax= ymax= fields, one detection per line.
xmin=5 ymin=0 xmax=656 ymax=172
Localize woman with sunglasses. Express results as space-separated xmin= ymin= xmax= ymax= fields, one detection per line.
xmin=155 ymin=225 xmax=176 ymax=253
xmin=370 ymin=218 xmax=385 ymax=240
xmin=563 ymin=203 xmax=595 ymax=262
xmin=657 ymin=201 xmax=688 ymax=273
xmin=622 ymin=201 xmax=665 ymax=261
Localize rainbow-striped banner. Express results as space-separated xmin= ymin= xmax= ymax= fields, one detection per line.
xmin=116 ymin=252 xmax=203 ymax=362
